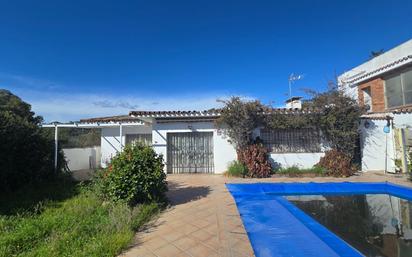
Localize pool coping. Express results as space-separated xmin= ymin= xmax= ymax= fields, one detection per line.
xmin=226 ymin=182 xmax=412 ymax=257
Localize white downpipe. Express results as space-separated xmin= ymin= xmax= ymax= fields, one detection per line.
xmin=119 ymin=123 xmax=123 ymax=152
xmin=54 ymin=125 xmax=58 ymax=172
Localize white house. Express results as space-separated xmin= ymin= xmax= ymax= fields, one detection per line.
xmin=338 ymin=39 xmax=412 ymax=173
xmin=49 ymin=104 xmax=326 ymax=174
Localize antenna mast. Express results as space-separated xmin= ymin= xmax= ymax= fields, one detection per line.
xmin=288 ymin=73 xmax=303 ymax=98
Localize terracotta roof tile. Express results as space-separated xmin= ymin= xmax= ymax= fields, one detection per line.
xmin=361 ymin=113 xmax=393 ymax=120
xmin=79 ymin=115 xmax=143 ymax=123
xmin=129 ymin=108 xmax=320 ymax=118
xmin=79 ymin=108 xmax=322 ymax=123
xmin=360 ymin=107 xmax=412 ymax=120
xmin=129 ymin=110 xmax=221 ymax=117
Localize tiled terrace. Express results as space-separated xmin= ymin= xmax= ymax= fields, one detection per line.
xmin=120 ymin=172 xmax=412 ymax=257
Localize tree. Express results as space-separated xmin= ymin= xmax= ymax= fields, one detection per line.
xmin=0 ymin=89 xmax=65 ymax=192
xmin=0 ymin=89 xmax=42 ymax=124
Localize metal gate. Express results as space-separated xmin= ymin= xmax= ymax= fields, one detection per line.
xmin=167 ymin=132 xmax=214 ymax=174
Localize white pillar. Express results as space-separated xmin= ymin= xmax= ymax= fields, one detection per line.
xmin=119 ymin=123 xmax=123 ymax=151
xmin=54 ymin=125 xmax=58 ymax=171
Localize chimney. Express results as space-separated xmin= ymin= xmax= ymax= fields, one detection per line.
xmin=285 ymin=96 xmax=302 ymax=109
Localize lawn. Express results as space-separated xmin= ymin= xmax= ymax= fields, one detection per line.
xmin=0 ymin=176 xmax=161 ymax=257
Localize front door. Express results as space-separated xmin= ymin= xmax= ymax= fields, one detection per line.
xmin=167 ymin=132 xmax=214 ymax=174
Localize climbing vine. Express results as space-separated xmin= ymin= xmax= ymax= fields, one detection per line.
xmin=217 ymin=88 xmax=363 ymax=162
xmin=216 ymin=97 xmax=266 ymax=149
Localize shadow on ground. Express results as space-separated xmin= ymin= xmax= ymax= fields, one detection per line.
xmin=0 ymin=175 xmax=79 ymax=215
xmin=71 ymin=169 xmax=96 ymax=181
xmin=167 ymin=181 xmax=211 ymax=206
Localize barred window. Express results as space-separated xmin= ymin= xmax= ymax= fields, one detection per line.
xmin=260 ymin=128 xmax=322 ymax=153
xmin=125 ymin=134 xmax=152 ymax=145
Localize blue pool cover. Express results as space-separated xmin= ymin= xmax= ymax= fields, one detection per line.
xmin=226 ymin=182 xmax=412 ymax=257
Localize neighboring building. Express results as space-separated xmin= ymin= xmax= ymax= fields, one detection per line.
xmin=47 ymin=98 xmax=327 ymax=174
xmin=338 ymin=39 xmax=412 ymax=173
xmin=285 ymin=96 xmax=303 ymax=109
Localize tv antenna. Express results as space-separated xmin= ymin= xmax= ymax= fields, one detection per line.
xmin=288 ymin=73 xmax=303 ymax=98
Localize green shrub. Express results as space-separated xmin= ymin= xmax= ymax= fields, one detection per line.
xmin=226 ymin=161 xmax=248 ymax=177
xmin=277 ymin=165 xmax=301 ymax=174
xmin=317 ymin=149 xmax=356 ymax=177
xmin=276 ymin=165 xmax=326 ymax=176
xmin=310 ymin=165 xmax=327 ymax=174
xmin=101 ymin=143 xmax=167 ymax=205
xmin=237 ymin=144 xmax=272 ymax=178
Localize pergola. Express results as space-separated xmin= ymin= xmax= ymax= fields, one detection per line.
xmin=42 ymin=119 xmax=147 ymax=171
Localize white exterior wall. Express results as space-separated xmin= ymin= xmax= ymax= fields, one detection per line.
xmin=269 ymin=153 xmax=325 ymax=169
xmin=360 ymin=113 xmax=412 ymax=173
xmin=360 ymin=119 xmax=396 ymax=172
xmin=152 ymin=121 xmax=237 ymax=174
xmin=63 ymin=146 xmax=101 ymax=171
xmin=339 ymin=82 xmax=359 ymax=101
xmin=393 ymin=112 xmax=412 ymax=129
xmin=98 ymin=120 xmax=333 ymax=173
xmin=100 ymin=125 xmax=152 ymax=167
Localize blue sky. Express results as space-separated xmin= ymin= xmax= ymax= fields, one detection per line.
xmin=1 ymin=0 xmax=411 ymax=122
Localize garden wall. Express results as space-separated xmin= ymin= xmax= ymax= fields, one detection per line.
xmin=63 ymin=146 xmax=101 ymax=171
xmin=269 ymin=152 xmax=325 ymax=169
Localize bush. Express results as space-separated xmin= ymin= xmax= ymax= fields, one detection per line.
xmin=317 ymin=149 xmax=356 ymax=177
xmin=226 ymin=161 xmax=248 ymax=177
xmin=101 ymin=143 xmax=167 ymax=205
xmin=276 ymin=165 xmax=326 ymax=176
xmin=310 ymin=165 xmax=327 ymax=174
xmin=0 ymin=90 xmax=66 ymax=192
xmin=238 ymin=144 xmax=272 ymax=178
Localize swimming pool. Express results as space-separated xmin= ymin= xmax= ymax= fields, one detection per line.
xmin=226 ymin=182 xmax=412 ymax=257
